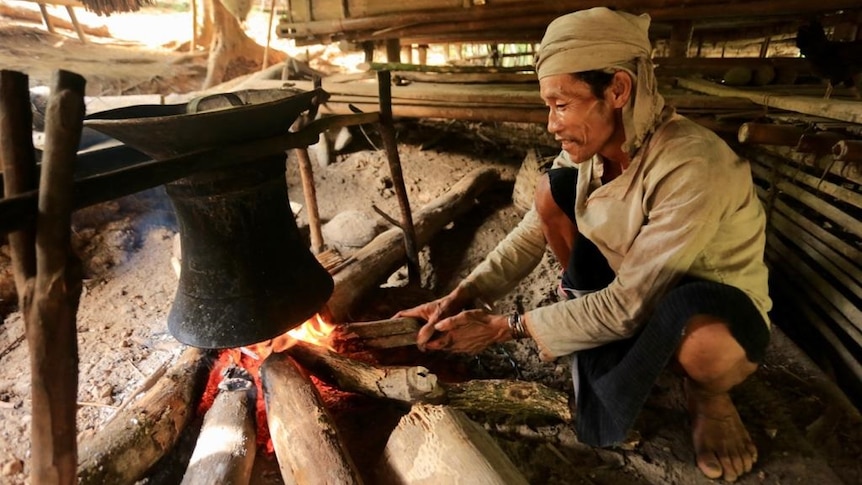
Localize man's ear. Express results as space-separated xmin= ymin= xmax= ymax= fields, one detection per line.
xmin=607 ymin=71 xmax=633 ymax=108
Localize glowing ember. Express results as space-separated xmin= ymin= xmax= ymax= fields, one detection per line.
xmin=197 ymin=314 xmax=337 ymax=454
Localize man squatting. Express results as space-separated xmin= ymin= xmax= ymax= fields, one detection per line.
xmin=396 ymin=7 xmax=772 ymax=483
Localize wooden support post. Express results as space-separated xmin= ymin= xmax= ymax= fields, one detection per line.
xmin=833 ymin=140 xmax=862 ymax=162
xmin=738 ymin=122 xmax=805 ymax=146
xmin=78 ymin=348 xmax=212 ymax=485
xmin=190 ymin=0 xmax=197 ymax=52
xmin=417 ymin=44 xmax=428 ymax=65
xmin=262 ymin=0 xmax=277 ymax=69
xmin=64 ymin=5 xmax=86 ymax=43
xmin=385 ymin=38 xmax=400 ymax=63
xmin=377 ymin=404 xmax=529 ymax=485
xmin=324 ymin=167 xmax=500 ymax=323
xmin=668 ymin=20 xmax=693 ymax=57
xmin=260 ymin=352 xmax=363 ymax=485
xmin=400 ymin=44 xmax=413 ymax=64
xmin=180 ymin=368 xmax=257 ymax=485
xmin=4 ymin=69 xmax=86 ymax=485
xmin=376 ymin=70 xmax=421 ymax=286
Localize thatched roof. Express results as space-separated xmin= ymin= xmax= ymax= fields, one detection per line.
xmin=80 ymin=0 xmax=153 ymax=16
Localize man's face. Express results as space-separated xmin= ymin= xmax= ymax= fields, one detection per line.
xmin=539 ymin=73 xmax=618 ymax=163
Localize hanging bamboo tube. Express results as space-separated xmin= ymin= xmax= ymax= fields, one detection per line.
xmin=738 ymin=122 xmax=804 ymax=146
xmin=833 ymin=140 xmax=862 ymax=163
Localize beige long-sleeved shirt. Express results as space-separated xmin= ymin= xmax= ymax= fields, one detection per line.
xmin=460 ymin=111 xmax=772 ymax=360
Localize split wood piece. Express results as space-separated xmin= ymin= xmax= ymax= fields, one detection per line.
xmin=285 ymin=339 xmax=446 ymax=405
xmin=329 ymin=316 xmax=422 ymax=350
xmin=376 ymin=403 xmax=529 ymax=485
xmin=738 ymin=122 xmax=805 ymax=146
xmin=181 ymin=368 xmax=257 ymax=485
xmin=260 ymin=352 xmax=363 ymax=485
xmin=2 ymin=69 xmax=86 ymax=485
xmin=324 ymin=167 xmax=501 ymax=323
xmin=78 ymin=347 xmax=213 ymax=485
xmin=833 ymin=140 xmax=862 ymax=163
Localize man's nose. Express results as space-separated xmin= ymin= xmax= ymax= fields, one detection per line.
xmin=547 ymin=110 xmax=561 ymax=134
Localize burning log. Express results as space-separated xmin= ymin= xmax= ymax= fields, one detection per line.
xmin=285 ymin=340 xmax=446 ymax=405
xmin=325 ymin=167 xmax=501 ymax=322
xmin=78 ymin=347 xmax=213 ymax=485
xmin=376 ymin=403 xmax=529 ymax=485
xmin=329 ymin=316 xmax=422 ymax=350
xmin=286 ymin=339 xmax=571 ymax=424
xmin=180 ymin=367 xmax=257 ymax=485
xmin=260 ymin=352 xmax=363 ymax=485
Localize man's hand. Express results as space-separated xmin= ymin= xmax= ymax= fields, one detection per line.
xmin=395 ymin=286 xmax=476 ymax=350
xmin=422 ymin=310 xmax=510 ymax=355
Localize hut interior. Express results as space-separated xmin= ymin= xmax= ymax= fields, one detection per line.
xmin=0 ymin=0 xmax=861 ymax=484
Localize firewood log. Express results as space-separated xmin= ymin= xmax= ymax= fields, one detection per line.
xmin=260 ymin=352 xmax=363 ymax=485
xmin=376 ymin=403 xmax=529 ymax=485
xmin=180 ymin=367 xmax=257 ymax=485
xmin=77 ymin=348 xmax=213 ymax=485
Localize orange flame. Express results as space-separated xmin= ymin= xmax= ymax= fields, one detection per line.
xmin=198 ymin=313 xmax=337 ymax=454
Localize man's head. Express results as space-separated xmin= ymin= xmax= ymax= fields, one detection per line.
xmin=536 ymin=7 xmax=665 ymax=161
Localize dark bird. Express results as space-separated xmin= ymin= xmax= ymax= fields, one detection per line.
xmin=796 ymin=20 xmax=862 ymax=99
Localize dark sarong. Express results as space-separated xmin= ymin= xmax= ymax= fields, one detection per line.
xmin=548 ymin=167 xmax=770 ymax=447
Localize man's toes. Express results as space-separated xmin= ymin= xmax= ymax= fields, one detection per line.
xmin=696 ymin=452 xmax=723 ymax=480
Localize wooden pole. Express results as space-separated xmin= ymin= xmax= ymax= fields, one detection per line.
xmin=260 ymin=352 xmax=364 ymax=485
xmin=377 ymin=70 xmax=420 ymax=286
xmin=668 ymin=20 xmax=693 ymax=57
xmin=180 ymin=368 xmax=257 ymax=485
xmin=78 ymin=348 xmax=213 ymax=485
xmin=295 ymin=146 xmax=325 ymax=253
xmin=190 ymin=0 xmax=197 ymax=52
xmin=262 ymin=0 xmax=277 ymax=69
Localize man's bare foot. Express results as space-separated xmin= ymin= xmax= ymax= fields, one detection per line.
xmin=685 ymin=379 xmax=757 ymax=482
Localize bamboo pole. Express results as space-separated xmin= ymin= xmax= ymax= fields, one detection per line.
xmin=676 ymin=77 xmax=862 ymax=125
xmin=833 ymin=140 xmax=862 ymax=162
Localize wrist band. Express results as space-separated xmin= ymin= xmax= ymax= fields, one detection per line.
xmin=507 ymin=312 xmax=529 ymax=339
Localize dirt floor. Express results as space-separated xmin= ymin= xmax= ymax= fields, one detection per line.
xmin=1 ymin=4 xmax=862 ymax=484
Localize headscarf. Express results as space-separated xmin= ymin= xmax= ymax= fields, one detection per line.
xmin=535 ymin=7 xmax=665 ymax=156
